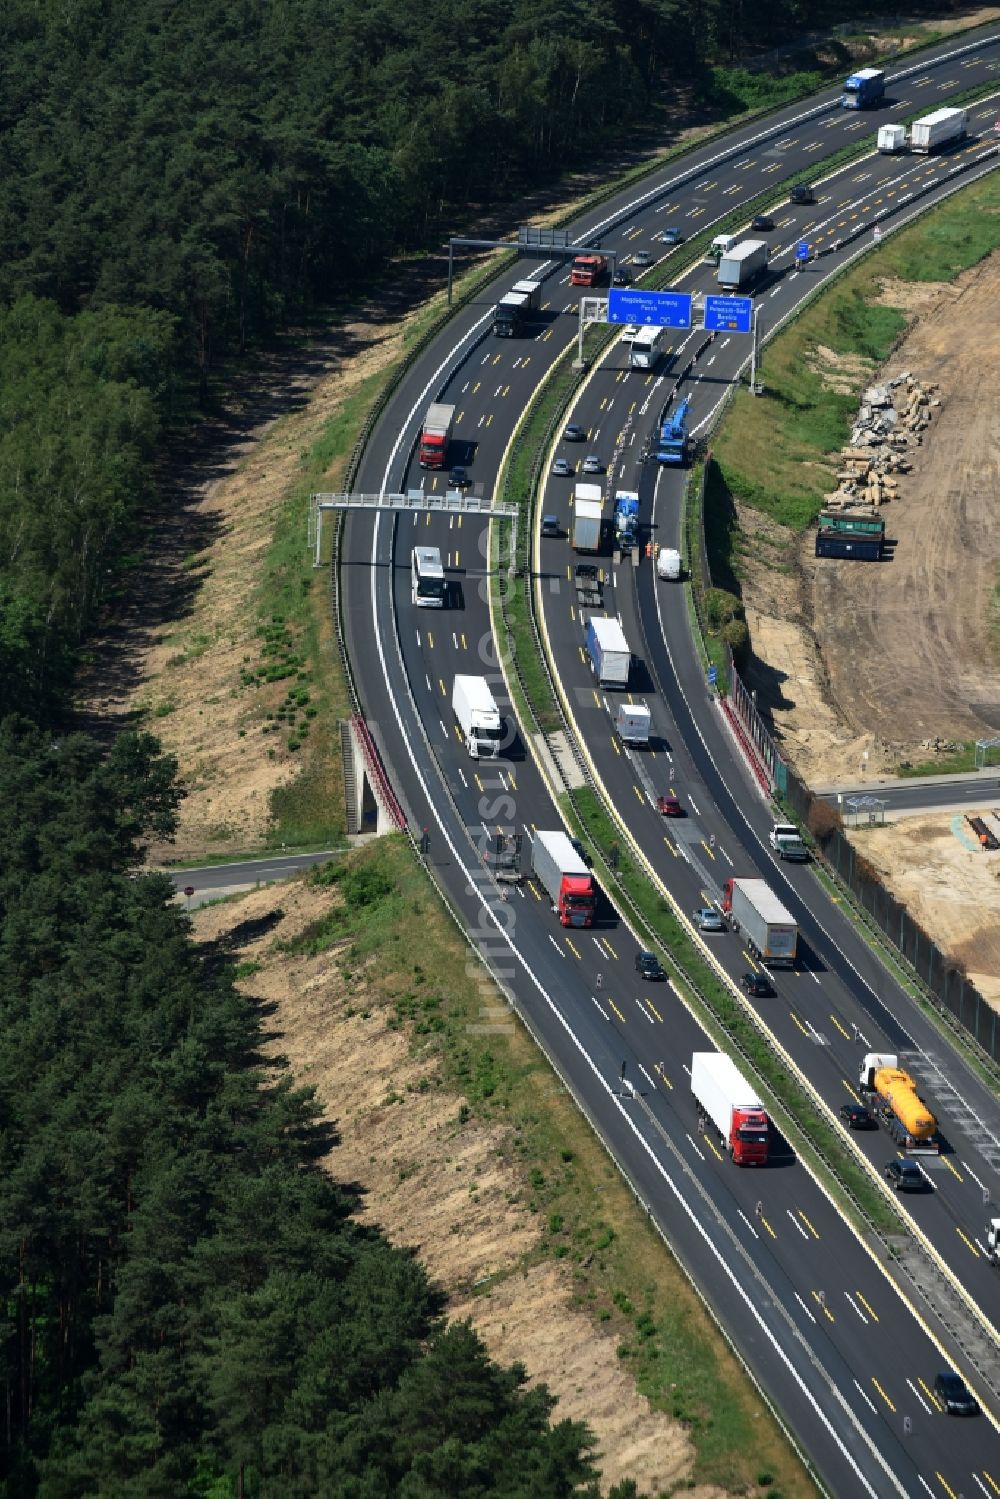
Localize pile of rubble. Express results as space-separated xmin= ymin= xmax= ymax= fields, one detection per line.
xmin=824 ymin=371 xmax=941 ymax=510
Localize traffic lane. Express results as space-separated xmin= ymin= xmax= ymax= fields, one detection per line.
xmin=165 ymin=849 xmax=339 ymax=891
xmin=815 ymin=776 xmax=1000 ymax=816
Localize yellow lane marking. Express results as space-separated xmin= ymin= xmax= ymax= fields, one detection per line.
xmin=956 ymin=1226 xmax=980 ymax=1258
xmin=654 ymin=1062 xmax=673 ymax=1089
xmin=633 ymin=784 xmax=645 ymax=803
xmin=830 ymin=1014 xmax=851 ymax=1039
xmin=703 ymin=1133 xmax=724 ymax=1161
xmin=612 ymin=738 xmax=621 ymax=756
xmin=790 ymin=1012 xmax=809 ymax=1036
xmin=566 ymin=939 xmax=581 ymax=960
xmin=439 ymin=678 xmax=446 ymax=696
xmin=871 ymin=1378 xmax=895 ymax=1411
xmin=643 ymin=999 xmax=663 ymax=1022
xmin=856 ymin=1292 xmax=878 ymax=1322
xmin=943 ymin=1156 xmax=962 ymax=1182
xmin=797 ymin=1211 xmax=820 ymax=1240
xmin=935 ymin=1474 xmax=958 ymax=1499
xmin=608 ymin=998 xmax=626 ymax=1022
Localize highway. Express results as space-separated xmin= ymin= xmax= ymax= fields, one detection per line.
xmin=816 ymin=772 xmax=1000 ymax=816
xmin=337 ymin=29 xmax=1000 ymax=1496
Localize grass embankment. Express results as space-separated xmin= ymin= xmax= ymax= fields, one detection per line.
xmin=283 ymin=835 xmax=815 ymax=1497
xmin=708 ymin=172 xmax=1000 ymax=552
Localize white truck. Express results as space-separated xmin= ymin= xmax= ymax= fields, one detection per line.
xmin=718 ymin=240 xmax=768 ymax=292
xmin=910 ymin=107 xmax=967 ymax=154
xmin=707 ymin=232 xmax=739 ymax=264
xmin=585 ymin=616 xmax=630 ymax=687
xmin=769 ymin=822 xmax=809 ymax=862
xmin=987 ymin=1218 xmax=1000 ymax=1267
xmin=615 ymin=703 xmax=650 ymax=745
xmin=656 ymin=548 xmax=681 ymax=580
xmin=877 ymin=124 xmax=907 ymax=154
xmin=720 ymin=877 xmax=797 ymax=967
xmin=690 ymin=1052 xmax=770 ymax=1166
xmin=451 ymin=675 xmax=503 ymax=760
xmin=572 ymin=483 xmax=604 ymax=552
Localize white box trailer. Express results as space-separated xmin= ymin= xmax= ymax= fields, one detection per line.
xmin=572 ymin=483 xmax=604 ymax=552
xmin=691 ymin=1053 xmax=769 ymax=1166
xmin=721 ymin=877 xmax=798 ymax=967
xmin=452 ymin=675 xmax=502 ymax=760
xmin=615 ymin=703 xmax=650 ymax=745
xmin=585 ymin=616 xmax=630 ymax=687
xmin=910 ymin=107 xmax=967 ymax=153
xmin=718 ymin=239 xmax=768 ymax=291
xmin=877 ymin=124 xmax=907 ymax=154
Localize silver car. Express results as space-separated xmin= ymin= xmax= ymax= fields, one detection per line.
xmin=695 ymin=906 xmax=725 ymax=933
xmin=582 ymin=454 xmax=603 ymax=475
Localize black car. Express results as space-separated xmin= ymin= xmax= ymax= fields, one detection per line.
xmin=563 ymin=422 xmax=586 ymax=442
xmin=635 ymin=950 xmax=666 ymax=981
xmin=612 ymin=266 xmax=633 ymax=286
xmin=750 ymin=214 xmax=775 ymax=232
xmin=933 ymin=1371 xmax=980 ymax=1416
xmin=741 ymin=971 xmax=774 ymax=998
xmin=540 ymin=514 xmax=561 ymax=538
xmin=448 ymin=465 xmax=468 ymax=488
xmin=839 ymin=1102 xmax=877 ymax=1130
xmin=790 ymin=183 xmax=815 ymax=205
xmin=885 ymin=1159 xmax=926 ymax=1193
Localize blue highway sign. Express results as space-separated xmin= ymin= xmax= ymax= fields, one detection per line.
xmin=607 ymin=288 xmax=692 ymax=329
xmin=703 ymin=294 xmax=752 ymax=334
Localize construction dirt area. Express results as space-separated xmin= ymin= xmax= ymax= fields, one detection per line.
xmin=742 ymin=252 xmax=1000 ymax=1008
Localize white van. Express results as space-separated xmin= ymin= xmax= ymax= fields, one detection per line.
xmin=707 ymin=233 xmax=739 ymax=264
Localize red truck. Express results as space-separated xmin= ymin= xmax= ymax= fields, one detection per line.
xmin=569 ymin=254 xmax=608 ymax=288
xmin=531 ymin=830 xmax=595 ymax=928
xmin=419 ymin=402 xmax=456 ymax=469
xmin=691 ymin=1052 xmax=769 ymax=1166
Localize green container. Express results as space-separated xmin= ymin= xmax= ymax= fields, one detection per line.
xmin=818 ymin=512 xmax=885 ymax=537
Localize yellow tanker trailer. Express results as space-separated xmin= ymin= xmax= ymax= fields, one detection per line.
xmin=858 ymin=1053 xmax=939 ymax=1152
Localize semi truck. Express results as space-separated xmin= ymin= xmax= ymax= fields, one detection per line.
xmin=570 ymin=254 xmax=608 ymax=288
xmin=451 ymin=675 xmax=503 ymax=760
xmin=717 ymin=240 xmax=768 ymax=292
xmin=769 ymin=822 xmax=808 ymax=862
xmin=815 ymin=526 xmax=883 ymax=561
xmin=419 ymin=402 xmax=456 ymax=469
xmin=531 ymin=830 xmax=596 ymax=927
xmin=691 ymin=1052 xmax=770 ymax=1166
xmin=613 ymin=490 xmax=640 ymax=550
xmin=910 ymin=107 xmax=967 ymax=154
xmin=586 ymin=616 xmax=630 ymax=688
xmin=656 ymin=547 xmax=682 ymax=580
xmin=877 ymin=124 xmax=907 ymax=154
xmin=615 ymin=702 xmax=650 ymax=746
xmin=655 ymin=397 xmax=690 ymax=465
xmin=493 ymin=279 xmax=541 ymax=337
xmin=841 ymin=67 xmax=885 ymax=109
xmin=572 ymin=484 xmax=604 ymax=552
xmin=858 ymin=1053 xmax=939 ymax=1152
xmin=720 ymin=878 xmax=797 ymax=967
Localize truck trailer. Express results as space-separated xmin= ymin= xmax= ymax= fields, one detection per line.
xmin=717 ymin=240 xmax=768 ymax=292
xmin=841 ymin=67 xmax=885 ymax=109
xmin=877 ymin=124 xmax=907 ymax=154
xmin=493 ymin=279 xmax=541 ymax=337
xmin=858 ymin=1053 xmax=939 ymax=1152
xmin=451 ymin=675 xmax=503 ymax=760
xmin=586 ymin=616 xmax=630 ymax=688
xmin=720 ymin=878 xmax=797 ymax=967
xmin=818 ymin=512 xmax=886 ymax=538
xmin=615 ymin=702 xmax=650 ymax=746
xmin=419 ymin=402 xmax=456 ymax=469
xmin=910 ymin=107 xmax=967 ymax=154
xmin=572 ymin=484 xmax=604 ymax=552
xmin=655 ymin=397 xmax=690 ymax=466
xmin=531 ymin=831 xmax=596 ymax=927
xmin=691 ymin=1052 xmax=770 ymax=1166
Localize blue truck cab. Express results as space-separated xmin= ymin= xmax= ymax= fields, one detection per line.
xmin=655 ymin=397 xmax=691 ymax=465
xmin=841 ymin=68 xmax=885 ymax=109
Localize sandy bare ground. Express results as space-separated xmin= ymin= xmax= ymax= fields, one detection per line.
xmin=190 ymin=878 xmax=738 ymax=1499
xmin=850 ymin=808 xmax=1000 ymax=1006
xmin=745 ymin=256 xmax=1000 ymax=789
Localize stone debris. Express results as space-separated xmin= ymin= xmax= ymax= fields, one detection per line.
xmin=823 ymin=371 xmax=939 ymax=511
